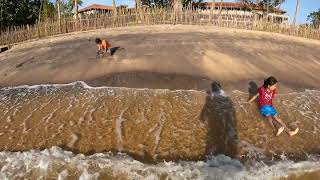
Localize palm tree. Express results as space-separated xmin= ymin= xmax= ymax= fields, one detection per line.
xmin=266 ymin=0 xmax=269 ymax=15
xmin=172 ymin=0 xmax=182 ymax=23
xmin=135 ymin=0 xmax=140 ymax=13
xmin=293 ymin=0 xmax=300 ymax=26
xmin=135 ymin=0 xmax=142 ymax=21
xmin=56 ymin=0 xmax=61 ymax=32
xmin=210 ymin=0 xmax=215 ymax=23
xmin=112 ymin=0 xmax=117 ymax=16
xmin=56 ymin=0 xmax=61 ymax=22
xmin=218 ymin=0 xmax=223 ymax=16
xmin=0 ymin=3 xmax=2 ymax=29
xmin=74 ymin=0 xmax=78 ymax=19
xmin=211 ymin=0 xmax=215 ymax=9
xmin=38 ymin=0 xmax=43 ymax=23
xmin=65 ymin=0 xmax=82 ymax=16
xmin=174 ymin=0 xmax=183 ymax=12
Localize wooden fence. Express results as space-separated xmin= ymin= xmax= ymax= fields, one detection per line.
xmin=1 ymin=10 xmax=320 ymax=46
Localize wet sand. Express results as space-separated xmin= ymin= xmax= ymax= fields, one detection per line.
xmin=0 ymin=25 xmax=320 ymax=92
xmin=283 ymin=170 xmax=320 ymax=180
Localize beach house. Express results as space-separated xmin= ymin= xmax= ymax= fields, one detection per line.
xmin=194 ymin=2 xmax=289 ymax=24
xmin=79 ymin=4 xmax=115 ymax=16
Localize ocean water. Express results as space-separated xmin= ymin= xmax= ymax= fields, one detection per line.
xmin=0 ymin=81 xmax=319 ymax=179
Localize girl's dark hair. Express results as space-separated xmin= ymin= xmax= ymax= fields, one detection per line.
xmin=263 ymin=76 xmax=278 ymax=88
xmin=95 ymin=38 xmax=102 ymax=44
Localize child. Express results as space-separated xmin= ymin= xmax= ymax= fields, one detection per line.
xmin=95 ymin=38 xmax=112 ymax=57
xmin=248 ymin=76 xmax=299 ymax=136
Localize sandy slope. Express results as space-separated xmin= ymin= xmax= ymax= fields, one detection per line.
xmin=0 ymin=25 xmax=319 ymax=92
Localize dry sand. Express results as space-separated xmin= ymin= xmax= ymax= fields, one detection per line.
xmin=0 ymin=25 xmax=319 ymax=92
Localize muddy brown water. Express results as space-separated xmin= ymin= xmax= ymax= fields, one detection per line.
xmin=0 ymin=73 xmax=319 ymax=164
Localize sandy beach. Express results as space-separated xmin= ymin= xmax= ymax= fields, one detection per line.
xmin=0 ymin=25 xmax=320 ymax=179
xmin=0 ymin=25 xmax=319 ymax=92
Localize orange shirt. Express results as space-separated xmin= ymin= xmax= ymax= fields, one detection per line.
xmin=98 ymin=40 xmax=111 ymax=50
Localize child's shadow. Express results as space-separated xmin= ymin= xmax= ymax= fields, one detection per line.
xmin=248 ymin=81 xmax=258 ymax=100
xmin=110 ymin=47 xmax=122 ymax=55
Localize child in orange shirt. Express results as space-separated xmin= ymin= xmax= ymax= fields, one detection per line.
xmin=95 ymin=38 xmax=112 ymax=57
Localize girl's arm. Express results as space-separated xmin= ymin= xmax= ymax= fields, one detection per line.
xmin=248 ymin=93 xmax=259 ymax=103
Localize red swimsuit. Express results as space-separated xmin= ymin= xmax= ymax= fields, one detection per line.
xmin=258 ymin=86 xmax=275 ymax=109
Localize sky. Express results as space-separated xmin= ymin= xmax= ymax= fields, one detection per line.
xmin=280 ymin=0 xmax=320 ymax=24
xmin=69 ymin=0 xmax=320 ymax=24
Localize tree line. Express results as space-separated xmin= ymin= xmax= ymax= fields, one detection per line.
xmin=0 ymin=0 xmax=319 ymax=30
xmin=0 ymin=0 xmax=83 ymax=30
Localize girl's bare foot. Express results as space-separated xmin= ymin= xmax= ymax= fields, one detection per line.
xmin=289 ymin=128 xmax=299 ymax=137
xmin=276 ymin=126 xmax=285 ymax=136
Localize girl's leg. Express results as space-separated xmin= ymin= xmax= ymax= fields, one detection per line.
xmin=267 ymin=116 xmax=284 ymax=136
xmin=273 ymin=116 xmax=299 ymax=136
xmin=273 ymin=116 xmax=290 ymax=131
xmin=267 ymin=116 xmax=276 ymax=129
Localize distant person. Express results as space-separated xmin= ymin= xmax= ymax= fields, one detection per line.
xmin=248 ymin=76 xmax=299 ymax=137
xmin=95 ymin=38 xmax=112 ymax=58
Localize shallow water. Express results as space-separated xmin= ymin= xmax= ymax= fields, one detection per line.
xmin=0 ymin=81 xmax=319 ymax=179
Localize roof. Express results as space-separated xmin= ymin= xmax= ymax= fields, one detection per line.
xmin=194 ymin=2 xmax=286 ymax=14
xmin=79 ymin=4 xmax=115 ymax=12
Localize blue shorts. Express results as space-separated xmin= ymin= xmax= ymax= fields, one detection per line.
xmin=259 ymin=105 xmax=278 ymax=117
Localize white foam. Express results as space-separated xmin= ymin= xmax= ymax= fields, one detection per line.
xmin=79 ymin=169 xmax=99 ymax=180
xmin=0 ymin=147 xmax=319 ymax=179
xmin=0 ymin=81 xmax=204 ymax=94
xmin=57 ymin=170 xmax=68 ymax=180
xmin=1 ymin=81 xmax=319 ymax=98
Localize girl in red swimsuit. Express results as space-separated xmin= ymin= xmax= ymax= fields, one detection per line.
xmin=248 ymin=76 xmax=299 ymax=136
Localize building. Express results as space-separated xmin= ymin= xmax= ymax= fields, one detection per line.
xmin=79 ymin=4 xmax=115 ymax=16
xmin=193 ymin=2 xmax=289 ymax=24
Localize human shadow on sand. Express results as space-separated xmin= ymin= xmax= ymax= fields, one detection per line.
xmin=110 ymin=46 xmax=122 ymax=55
xmin=248 ymin=81 xmax=259 ymax=100
xmin=200 ymin=82 xmax=239 ymax=158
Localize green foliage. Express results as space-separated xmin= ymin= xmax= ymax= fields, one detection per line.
xmin=0 ymin=0 xmax=59 ymax=29
xmin=307 ymin=9 xmax=320 ymax=27
xmin=0 ymin=0 xmax=41 ymax=29
xmin=140 ymin=0 xmax=171 ymax=7
xmin=0 ymin=0 xmax=85 ymax=29
xmin=64 ymin=0 xmax=83 ymax=15
xmin=40 ymin=0 xmax=56 ymax=22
